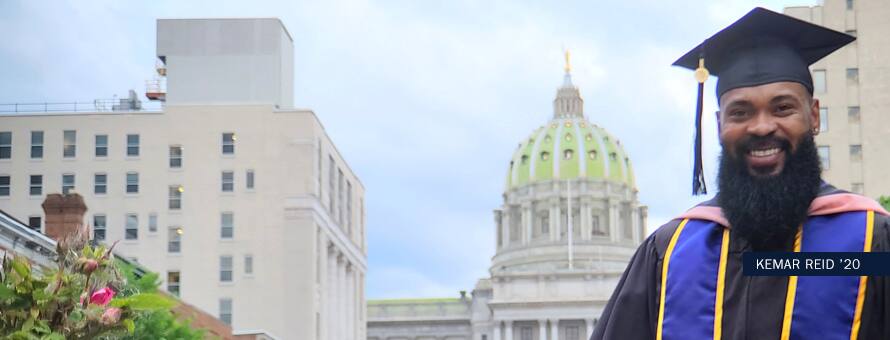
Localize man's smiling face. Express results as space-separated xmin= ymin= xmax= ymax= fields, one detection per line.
xmin=718 ymin=81 xmax=820 ymax=176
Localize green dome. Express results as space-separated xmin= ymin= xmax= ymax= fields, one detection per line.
xmin=505 ymin=117 xmax=636 ymax=191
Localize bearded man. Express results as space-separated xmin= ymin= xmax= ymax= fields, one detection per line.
xmin=591 ymin=8 xmax=890 ymax=340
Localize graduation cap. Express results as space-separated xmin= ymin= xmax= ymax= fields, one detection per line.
xmin=673 ymin=7 xmax=855 ymax=195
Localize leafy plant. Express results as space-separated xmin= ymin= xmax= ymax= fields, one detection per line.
xmin=0 ymin=229 xmax=174 ymax=339
xmin=879 ymin=196 xmax=890 ymax=212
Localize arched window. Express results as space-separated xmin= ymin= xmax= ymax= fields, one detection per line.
xmin=585 ymin=134 xmax=593 ymax=142
xmin=565 ymin=133 xmax=573 ymax=142
xmin=521 ymin=155 xmax=529 ymax=164
xmin=610 ymin=152 xmax=617 ymax=160
xmin=541 ymin=151 xmax=550 ymax=161
xmin=564 ymin=149 xmax=574 ymax=160
xmin=588 ymin=150 xmax=598 ymax=160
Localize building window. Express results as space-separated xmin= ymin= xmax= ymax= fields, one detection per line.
xmin=847 ymin=68 xmax=859 ymax=84
xmin=169 ymin=145 xmax=182 ymax=168
xmin=29 ymin=175 xmax=42 ymax=196
xmin=126 ymin=172 xmax=139 ymax=194
xmin=221 ymin=171 xmax=234 ymax=192
xmin=847 ymin=0 xmax=854 ymax=10
xmin=818 ymin=146 xmax=830 ymax=169
xmin=589 ymin=150 xmax=598 ymax=160
xmin=813 ymin=70 xmax=827 ymax=93
xmin=169 ymin=185 xmax=182 ymax=210
xmin=63 ymin=130 xmax=76 ymax=158
xmin=222 ymin=133 xmax=235 ymax=155
xmin=148 ymin=213 xmax=158 ymax=232
xmin=848 ymin=106 xmax=861 ymax=123
xmin=850 ymin=144 xmax=862 ymax=162
xmin=541 ymin=151 xmax=550 ymax=161
xmin=126 ymin=134 xmax=140 ymax=157
xmin=592 ymin=214 xmax=606 ymax=236
xmin=62 ymin=174 xmax=75 ymax=194
xmin=246 ymin=170 xmax=255 ymax=190
xmin=167 ymin=271 xmax=180 ymax=297
xmin=540 ymin=210 xmax=550 ymax=234
xmin=94 ymin=173 xmax=107 ymax=195
xmin=125 ymin=213 xmax=138 ymax=240
xmin=566 ymin=326 xmax=580 ymax=340
xmin=0 ymin=176 xmax=8 ymax=197
xmin=564 ymin=149 xmax=574 ymax=160
xmin=221 ymin=212 xmax=234 ymax=239
xmin=346 ymin=181 xmax=352 ymax=230
xmin=219 ymin=298 xmax=233 ymax=325
xmin=93 ymin=215 xmax=106 ymax=241
xmin=328 ymin=156 xmax=336 ymax=213
xmin=30 ymin=131 xmax=43 ymax=159
xmin=851 ymin=183 xmax=864 ymax=194
xmin=168 ymin=227 xmax=181 ymax=253
xmin=28 ymin=216 xmax=41 ymax=231
xmin=244 ymin=255 xmax=253 ymax=275
xmin=338 ymin=169 xmax=345 ymax=224
xmin=520 ymin=326 xmax=533 ymax=340
xmin=220 ymin=256 xmax=233 ymax=282
xmin=95 ymin=134 xmax=108 ymax=157
xmin=819 ymin=108 xmax=828 ymax=132
xmin=0 ymin=132 xmax=11 ymax=159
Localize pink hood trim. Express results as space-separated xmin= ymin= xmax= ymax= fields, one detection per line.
xmin=677 ymin=193 xmax=890 ymax=227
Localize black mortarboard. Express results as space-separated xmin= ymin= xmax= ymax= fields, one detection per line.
xmin=672 ymin=7 xmax=855 ymax=195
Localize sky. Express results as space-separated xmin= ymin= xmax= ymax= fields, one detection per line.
xmin=0 ymin=0 xmax=818 ymax=299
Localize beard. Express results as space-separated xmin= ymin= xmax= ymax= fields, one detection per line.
xmin=717 ymin=132 xmax=822 ymax=250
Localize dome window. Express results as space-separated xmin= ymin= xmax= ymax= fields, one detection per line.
xmin=564 ymin=133 xmax=573 ymax=142
xmin=521 ymin=155 xmax=529 ymax=164
xmin=585 ymin=134 xmax=593 ymax=142
xmin=544 ymin=135 xmax=552 ymax=143
xmin=588 ymin=150 xmax=598 ymax=160
xmin=564 ymin=149 xmax=574 ymax=160
xmin=580 ymin=122 xmax=586 ymax=128
xmin=564 ymin=122 xmax=573 ymax=128
xmin=625 ymin=157 xmax=629 ymax=164
xmin=551 ymin=123 xmax=558 ymax=129
xmin=604 ymin=135 xmax=610 ymax=141
xmin=509 ymin=161 xmax=514 ymax=170
xmin=541 ymin=151 xmax=550 ymax=161
xmin=610 ymin=152 xmax=617 ymax=160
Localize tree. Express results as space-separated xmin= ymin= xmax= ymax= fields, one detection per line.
xmin=109 ymin=261 xmax=204 ymax=340
xmin=880 ymin=196 xmax=890 ymax=212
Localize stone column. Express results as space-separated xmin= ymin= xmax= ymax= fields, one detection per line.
xmin=337 ymin=255 xmax=346 ymax=340
xmin=538 ymin=319 xmax=547 ymax=340
xmin=586 ymin=319 xmax=595 ymax=339
xmin=346 ymin=264 xmax=354 ymax=340
xmin=493 ymin=321 xmax=502 ymax=340
xmin=581 ymin=202 xmax=591 ymax=241
xmin=503 ymin=209 xmax=511 ymax=248
xmin=523 ymin=203 xmax=533 ymax=245
xmin=550 ymin=204 xmax=560 ymax=242
xmin=318 ymin=232 xmax=329 ymax=340
xmin=504 ymin=320 xmax=513 ymax=340
xmin=550 ymin=319 xmax=559 ymax=340
xmin=326 ymin=246 xmax=336 ymax=340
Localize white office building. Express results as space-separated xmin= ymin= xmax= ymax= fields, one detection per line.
xmin=0 ymin=18 xmax=366 ymax=340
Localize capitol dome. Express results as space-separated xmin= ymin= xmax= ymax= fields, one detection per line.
xmin=505 ymin=118 xmax=635 ymax=191
xmin=491 ymin=61 xmax=646 ymax=275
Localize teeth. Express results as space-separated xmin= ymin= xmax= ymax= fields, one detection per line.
xmin=750 ymin=148 xmax=780 ymax=157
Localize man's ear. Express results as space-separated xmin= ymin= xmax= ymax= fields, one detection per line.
xmin=810 ymin=98 xmax=821 ymax=134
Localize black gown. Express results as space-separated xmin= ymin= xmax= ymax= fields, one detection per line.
xmin=591 ymin=185 xmax=890 ymax=340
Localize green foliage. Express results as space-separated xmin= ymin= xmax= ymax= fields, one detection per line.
xmin=0 ymin=231 xmax=201 ymax=340
xmin=879 ymin=196 xmax=890 ymax=212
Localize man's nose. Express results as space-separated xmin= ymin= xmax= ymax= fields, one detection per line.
xmin=746 ymin=112 xmax=778 ymax=136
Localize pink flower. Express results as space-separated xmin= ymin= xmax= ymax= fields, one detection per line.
xmin=89 ymin=287 xmax=115 ymax=306
xmin=100 ymin=307 xmax=122 ymax=325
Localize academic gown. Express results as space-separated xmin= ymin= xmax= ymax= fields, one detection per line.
xmin=591 ymin=183 xmax=890 ymax=340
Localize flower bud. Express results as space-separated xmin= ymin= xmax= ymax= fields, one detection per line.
xmin=81 ymin=259 xmax=99 ymax=274
xmin=100 ymin=307 xmax=122 ymax=325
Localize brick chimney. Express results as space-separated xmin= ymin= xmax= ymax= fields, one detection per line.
xmin=41 ymin=193 xmax=88 ymax=241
